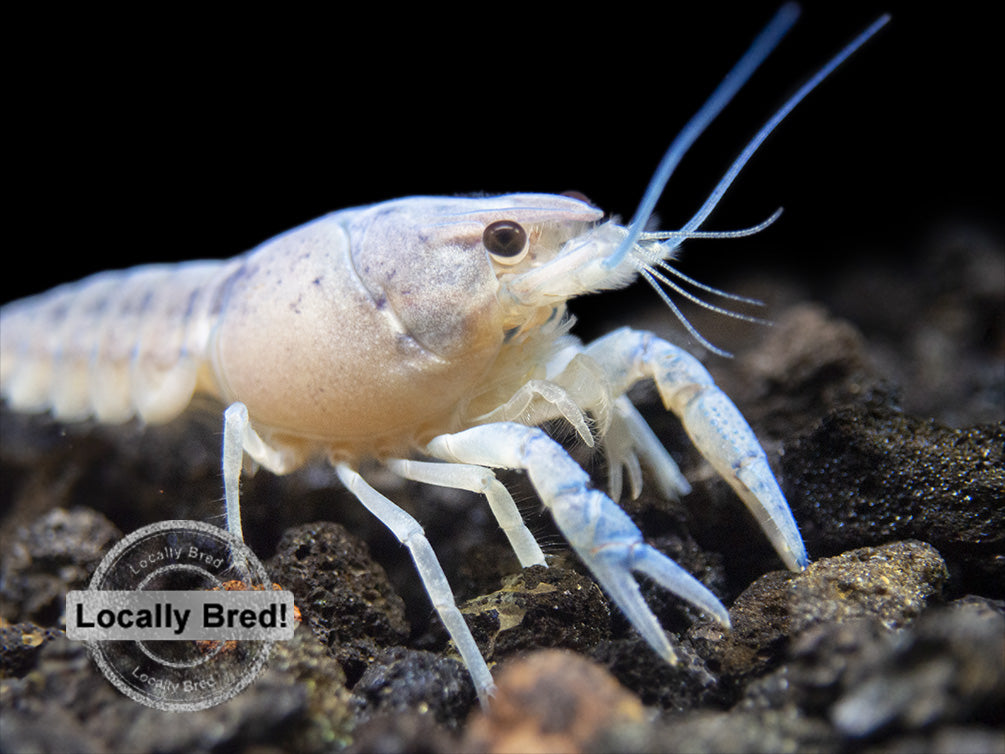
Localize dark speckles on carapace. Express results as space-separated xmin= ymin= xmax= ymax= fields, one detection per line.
xmin=136 ymin=289 xmax=154 ymax=316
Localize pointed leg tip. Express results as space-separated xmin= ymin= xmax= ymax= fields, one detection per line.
xmin=476 ymin=682 xmax=497 ymax=711
xmin=717 ymin=612 xmax=733 ymax=631
xmin=660 ymin=645 xmax=679 ymax=666
xmin=784 ymin=546 xmax=810 ymax=573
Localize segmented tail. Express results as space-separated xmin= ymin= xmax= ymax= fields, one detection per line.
xmin=1 ymin=260 xmax=235 ymax=424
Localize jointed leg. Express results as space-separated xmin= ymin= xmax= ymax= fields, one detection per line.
xmin=473 ymin=379 xmax=593 ymax=446
xmin=335 ymin=463 xmax=495 ymax=708
xmin=476 ymin=348 xmax=616 ymax=447
xmin=605 ymin=396 xmax=692 ymax=502
xmin=386 ymin=458 xmax=546 ymax=567
xmin=222 ymin=402 xmax=299 ymax=542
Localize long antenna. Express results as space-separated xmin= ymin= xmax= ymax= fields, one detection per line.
xmin=603 ymin=3 xmax=801 ymax=271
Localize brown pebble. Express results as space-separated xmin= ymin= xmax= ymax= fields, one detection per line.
xmin=463 ymin=649 xmax=645 ymax=754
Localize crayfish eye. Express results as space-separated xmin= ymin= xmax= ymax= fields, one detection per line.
xmin=483 ymin=220 xmax=529 ymax=264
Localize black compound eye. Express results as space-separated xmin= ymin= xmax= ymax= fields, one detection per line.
xmin=483 ymin=220 xmax=528 ymax=263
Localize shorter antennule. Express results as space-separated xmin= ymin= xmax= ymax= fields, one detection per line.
xmin=623 ymin=207 xmax=782 ymax=357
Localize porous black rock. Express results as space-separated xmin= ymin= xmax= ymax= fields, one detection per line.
xmin=783 ymin=399 xmax=1004 ymax=595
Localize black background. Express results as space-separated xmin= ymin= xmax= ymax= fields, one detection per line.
xmin=6 ymin=4 xmax=999 ymax=309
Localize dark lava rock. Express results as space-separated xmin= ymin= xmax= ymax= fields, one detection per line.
xmin=591 ymin=707 xmax=837 ymax=754
xmin=737 ymin=597 xmax=1005 ymax=751
xmin=691 ymin=541 xmax=948 ymax=688
xmin=0 ymin=506 xmax=120 ymax=625
xmin=787 ymin=540 xmax=948 ymax=629
xmin=829 ymin=228 xmax=1005 ymax=429
xmin=727 ymin=302 xmax=880 ymax=437
xmin=253 ymin=628 xmax=356 ymax=752
xmin=267 ymin=520 xmax=410 ymax=685
xmin=0 ymin=638 xmax=114 ymax=754
xmin=830 ymin=599 xmax=1005 ymax=740
xmin=345 ymin=711 xmax=460 ymax=754
xmin=350 ymin=646 xmax=476 ymax=727
xmin=0 ymin=627 xmax=352 ymax=754
xmin=872 ymin=726 xmax=1005 ymax=754
xmin=783 ymin=399 xmax=1004 ymax=595
xmin=590 ymin=634 xmax=723 ymax=711
xmin=452 ymin=558 xmax=612 ymax=663
xmin=738 ymin=617 xmax=893 ymax=718
xmin=463 ymin=649 xmax=646 ymax=754
xmin=615 ymin=577 xmax=1001 ymax=754
xmin=0 ymin=621 xmax=64 ymax=677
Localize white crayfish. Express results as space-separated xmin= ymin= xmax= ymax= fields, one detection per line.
xmin=1 ymin=8 xmax=887 ymax=706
